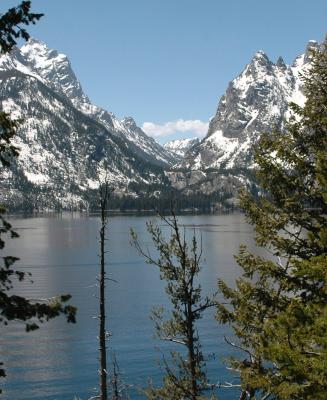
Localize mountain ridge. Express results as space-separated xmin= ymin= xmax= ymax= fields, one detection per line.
xmin=0 ymin=39 xmax=177 ymax=209
xmin=0 ymin=37 xmax=318 ymax=210
xmin=166 ymin=40 xmax=317 ymax=199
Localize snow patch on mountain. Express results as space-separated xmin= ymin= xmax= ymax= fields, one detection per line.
xmin=19 ymin=39 xmax=176 ymax=167
xmin=0 ymin=36 xmax=321 ymax=208
xmin=178 ymin=40 xmax=317 ymax=174
xmin=21 ymin=38 xmax=90 ymax=105
xmin=167 ymin=40 xmax=319 ymax=199
xmin=164 ymin=138 xmax=200 ymax=158
xmin=0 ymin=39 xmax=177 ymax=209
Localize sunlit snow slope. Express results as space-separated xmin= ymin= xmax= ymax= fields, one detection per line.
xmin=0 ymin=38 xmax=319 ymax=208
xmin=167 ymin=40 xmax=317 ymax=198
xmin=0 ymin=39 xmax=176 ymax=209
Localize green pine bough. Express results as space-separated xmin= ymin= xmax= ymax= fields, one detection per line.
xmin=216 ymin=38 xmax=327 ymax=400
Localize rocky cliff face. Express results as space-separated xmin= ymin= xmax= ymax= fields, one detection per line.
xmin=20 ymin=39 xmax=176 ymax=168
xmin=0 ymin=39 xmax=176 ymax=209
xmin=0 ymin=38 xmax=319 ymax=209
xmin=168 ymin=40 xmax=318 ymax=197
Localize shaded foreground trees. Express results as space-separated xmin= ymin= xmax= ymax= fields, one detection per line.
xmin=216 ymin=39 xmax=327 ymax=399
xmin=0 ymin=1 xmax=76 ymax=390
xmin=131 ymin=211 xmax=217 ymax=400
xmin=0 ymin=1 xmax=43 ymax=53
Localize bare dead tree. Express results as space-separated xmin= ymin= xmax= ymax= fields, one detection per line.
xmin=98 ymin=182 xmax=111 ymax=400
xmin=108 ymin=353 xmax=131 ymax=400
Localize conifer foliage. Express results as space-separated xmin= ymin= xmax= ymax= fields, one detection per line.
xmin=0 ymin=1 xmax=43 ymax=53
xmin=132 ymin=211 xmax=216 ymax=400
xmin=0 ymin=2 xmax=76 ymax=389
xmin=216 ymin=39 xmax=327 ymax=399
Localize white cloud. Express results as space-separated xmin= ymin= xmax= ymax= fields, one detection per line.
xmin=142 ymin=119 xmax=209 ymax=139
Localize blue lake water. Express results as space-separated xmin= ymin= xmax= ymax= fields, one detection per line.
xmin=1 ymin=213 xmax=260 ymax=399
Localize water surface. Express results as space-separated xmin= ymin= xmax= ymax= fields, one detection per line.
xmin=1 ymin=213 xmax=259 ymax=399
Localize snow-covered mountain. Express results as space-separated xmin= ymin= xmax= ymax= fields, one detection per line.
xmin=20 ymin=39 xmax=177 ymax=167
xmin=0 ymin=39 xmax=176 ymax=209
xmin=164 ymin=138 xmax=200 ymax=158
xmin=167 ymin=40 xmax=317 ymax=198
xmin=0 ymin=37 xmax=319 ymax=210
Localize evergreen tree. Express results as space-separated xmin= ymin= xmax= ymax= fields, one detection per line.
xmin=0 ymin=1 xmax=43 ymax=53
xmin=131 ymin=211 xmax=216 ymax=400
xmin=0 ymin=2 xmax=76 ymax=389
xmin=216 ymin=40 xmax=327 ymax=399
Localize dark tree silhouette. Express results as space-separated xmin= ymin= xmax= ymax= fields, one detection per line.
xmin=0 ymin=2 xmax=76 ymax=390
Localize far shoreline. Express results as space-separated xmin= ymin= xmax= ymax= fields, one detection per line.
xmin=6 ymin=208 xmax=240 ymax=219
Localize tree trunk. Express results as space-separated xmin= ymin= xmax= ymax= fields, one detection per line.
xmin=99 ymin=190 xmax=108 ymax=400
xmin=186 ymin=298 xmax=197 ymax=400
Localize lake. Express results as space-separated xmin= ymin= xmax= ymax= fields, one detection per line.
xmin=1 ymin=213 xmax=259 ymax=399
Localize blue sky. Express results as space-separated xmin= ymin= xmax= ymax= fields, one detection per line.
xmin=2 ymin=0 xmax=327 ymax=143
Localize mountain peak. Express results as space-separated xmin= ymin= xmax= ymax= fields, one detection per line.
xmin=249 ymin=50 xmax=272 ymax=70
xmin=306 ymin=39 xmax=318 ymax=48
xmin=242 ymin=49 xmax=273 ymax=78
xmin=276 ymin=56 xmax=287 ymax=69
xmin=306 ymin=40 xmax=319 ymax=55
xmin=20 ymin=38 xmax=89 ymax=105
xmin=254 ymin=49 xmax=266 ymax=56
xmin=21 ymin=37 xmax=54 ymax=56
xmin=122 ymin=116 xmax=137 ymax=130
xmin=25 ymin=37 xmax=47 ymax=47
xmin=304 ymin=40 xmax=319 ymax=62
